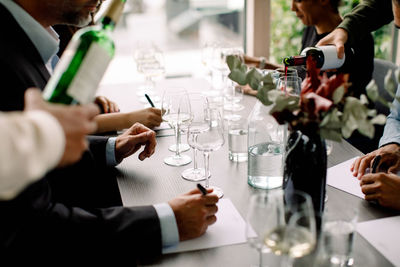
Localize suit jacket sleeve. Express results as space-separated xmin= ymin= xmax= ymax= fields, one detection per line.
xmin=339 ymin=0 xmax=393 ymax=47
xmin=87 ymin=135 xmax=110 ymax=166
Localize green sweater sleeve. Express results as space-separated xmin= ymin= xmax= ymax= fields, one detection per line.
xmin=339 ymin=0 xmax=393 ymax=46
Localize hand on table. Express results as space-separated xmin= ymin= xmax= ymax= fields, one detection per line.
xmin=24 ymin=88 xmax=99 ymax=167
xmin=114 ymin=122 xmax=156 ymax=163
xmin=168 ymin=188 xmax=219 ymax=241
xmin=360 ymin=172 xmax=400 ymax=210
xmin=95 ymin=95 xmax=120 ymax=113
xmin=316 ymin=28 xmax=348 ymax=59
xmin=351 ymin=144 xmax=400 ymax=179
xmin=129 ymin=107 xmax=162 ymax=129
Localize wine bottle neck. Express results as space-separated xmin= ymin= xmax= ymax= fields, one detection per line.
xmin=283 ymin=55 xmax=307 ymax=67
xmin=100 ymin=0 xmax=126 ymax=31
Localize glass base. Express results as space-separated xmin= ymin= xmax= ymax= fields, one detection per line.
xmin=224 ymin=113 xmax=241 ymax=121
xmin=169 ymin=143 xmax=190 ymax=153
xmin=224 ymin=103 xmax=245 ymax=112
xmin=181 ymin=168 xmax=209 ymax=181
xmin=164 ymin=154 xmax=192 ymax=166
xmin=208 ymin=185 xmax=224 ymax=198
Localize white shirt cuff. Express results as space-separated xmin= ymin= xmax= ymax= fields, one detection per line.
xmin=153 ymin=203 xmax=179 ymax=251
xmin=105 ymin=137 xmax=118 ymax=166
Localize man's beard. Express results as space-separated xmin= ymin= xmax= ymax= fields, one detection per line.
xmin=61 ymin=0 xmax=102 ymax=27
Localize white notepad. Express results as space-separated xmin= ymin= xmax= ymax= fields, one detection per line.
xmin=357 ymin=216 xmax=400 ymax=267
xmin=163 ymin=198 xmax=250 ymax=254
xmin=327 ymin=157 xmax=364 ymax=199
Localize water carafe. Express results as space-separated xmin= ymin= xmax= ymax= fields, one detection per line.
xmin=247 ymin=100 xmax=287 ymax=189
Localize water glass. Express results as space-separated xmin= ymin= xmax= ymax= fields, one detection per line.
xmin=228 ymin=119 xmax=248 ymax=162
xmin=321 ymin=208 xmax=358 ymax=266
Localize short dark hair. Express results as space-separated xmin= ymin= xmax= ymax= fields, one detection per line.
xmin=330 ymin=0 xmax=342 ymax=13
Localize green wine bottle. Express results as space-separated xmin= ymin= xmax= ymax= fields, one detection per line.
xmin=43 ymin=0 xmax=126 ymax=104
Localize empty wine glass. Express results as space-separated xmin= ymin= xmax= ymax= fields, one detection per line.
xmin=161 ymin=87 xmax=192 ymax=166
xmin=195 ymin=108 xmax=225 ymax=198
xmin=182 ymin=93 xmax=210 ymax=181
xmin=224 ymin=82 xmax=244 ymax=113
xmin=264 ymin=190 xmax=317 ymax=267
xmin=138 ymin=49 xmax=165 ymax=103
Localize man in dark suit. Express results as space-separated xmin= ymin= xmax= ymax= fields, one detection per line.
xmin=0 ymin=0 xmax=219 ymax=263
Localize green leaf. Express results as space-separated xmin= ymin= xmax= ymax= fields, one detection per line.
xmin=359 ymin=94 xmax=369 ymax=105
xmin=246 ymin=68 xmax=262 ymax=90
xmin=366 ymin=80 xmax=379 ymax=101
xmin=395 ymin=68 xmax=400 ymax=84
xmin=370 ymin=114 xmax=386 ymax=125
xmin=228 ymin=70 xmax=247 ymax=85
xmin=332 ymin=85 xmax=345 ymax=104
xmin=320 ymin=128 xmax=342 ymax=142
xmin=226 ymin=55 xmax=241 ymax=71
xmin=384 ymin=69 xmax=396 ymax=96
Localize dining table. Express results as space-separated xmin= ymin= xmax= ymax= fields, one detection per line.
xmin=97 ymin=76 xmax=399 ymax=267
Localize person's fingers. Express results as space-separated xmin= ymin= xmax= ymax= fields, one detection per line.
xmin=205 ymin=215 xmax=217 ymax=225
xmin=187 ymin=187 xmax=214 ymax=196
xmin=357 ymin=155 xmax=374 ymax=179
xmin=204 ymin=194 xmax=219 ymax=205
xmin=351 ymin=157 xmax=361 ymax=176
xmin=359 ymin=174 xmax=377 ymax=186
xmin=337 ymin=44 xmax=345 ymax=59
xmin=24 ymin=88 xmax=44 ymax=109
xmin=364 ymin=193 xmax=380 ymax=202
xmin=205 ymin=204 xmax=218 ymax=215
xmin=360 ymin=183 xmax=378 ymax=195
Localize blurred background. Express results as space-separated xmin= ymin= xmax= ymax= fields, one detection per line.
xmin=99 ymin=0 xmax=395 ymax=85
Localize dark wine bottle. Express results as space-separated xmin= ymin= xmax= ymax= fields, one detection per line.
xmin=283 ymin=45 xmax=347 ymax=71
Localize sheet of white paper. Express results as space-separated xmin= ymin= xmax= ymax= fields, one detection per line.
xmin=163 ymin=198 xmax=253 ymax=254
xmin=357 ymin=216 xmax=400 ymax=267
xmin=327 ymin=157 xmax=364 ymax=199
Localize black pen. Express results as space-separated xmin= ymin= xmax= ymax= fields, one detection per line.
xmin=371 ymin=155 xmax=381 ymax=173
xmin=197 ymin=183 xmax=207 ymax=195
xmin=144 ymin=93 xmax=155 ymax=107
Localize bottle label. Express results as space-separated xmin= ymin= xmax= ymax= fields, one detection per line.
xmin=67 ymin=42 xmax=112 ymax=104
xmin=318 ymin=45 xmax=345 ymax=70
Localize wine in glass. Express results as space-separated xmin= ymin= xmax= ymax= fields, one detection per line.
xmin=181 ymin=93 xmax=210 ymax=181
xmin=195 ymin=108 xmax=225 ymax=198
xmin=161 ymin=87 xmax=192 ymax=166
xmin=264 ymin=190 xmax=317 ymax=267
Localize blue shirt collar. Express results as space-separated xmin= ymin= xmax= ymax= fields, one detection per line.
xmin=0 ymin=0 xmax=59 ymax=65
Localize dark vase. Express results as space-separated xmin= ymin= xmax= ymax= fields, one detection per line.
xmin=283 ymin=130 xmax=327 ymax=221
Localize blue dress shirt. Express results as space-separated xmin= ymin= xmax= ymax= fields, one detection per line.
xmin=380 ymin=85 xmax=400 ymax=147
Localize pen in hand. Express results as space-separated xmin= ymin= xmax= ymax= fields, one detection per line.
xmin=197 ymin=183 xmax=208 ymax=195
xmin=144 ymin=93 xmax=155 ymax=107
xmin=371 ymin=155 xmax=381 ymax=173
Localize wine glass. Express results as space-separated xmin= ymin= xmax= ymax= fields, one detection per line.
xmin=161 ymin=87 xmax=192 ymax=166
xmin=277 ymin=76 xmax=302 ymax=95
xmin=195 ymin=108 xmax=225 ymax=198
xmin=181 ymin=93 xmax=210 ymax=181
xmin=138 ymin=49 xmax=165 ymax=103
xmin=264 ymin=190 xmax=317 ymax=267
xmin=246 ymin=192 xmax=282 ymax=267
xmin=223 ymin=82 xmax=244 ymax=122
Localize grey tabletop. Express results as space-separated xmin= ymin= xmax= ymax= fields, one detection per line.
xmin=97 ymin=78 xmax=399 ymax=267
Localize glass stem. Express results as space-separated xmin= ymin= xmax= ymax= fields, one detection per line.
xmin=280 ymin=255 xmax=293 ymax=267
xmin=175 ymin=123 xmax=181 ymax=158
xmin=259 ymin=251 xmax=263 ymax=267
xmin=204 ymin=152 xmax=210 ymax=188
xmin=193 ymin=148 xmax=198 ymax=170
